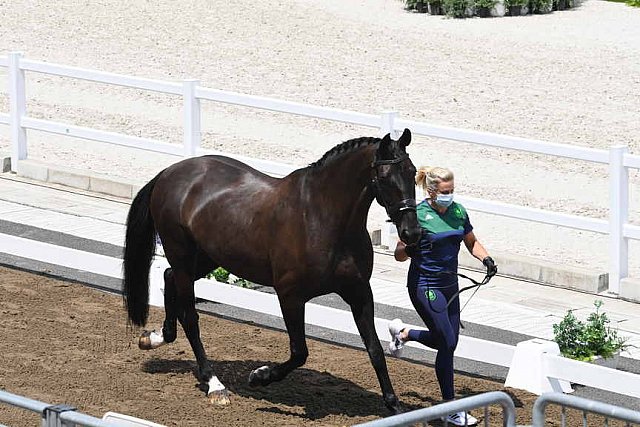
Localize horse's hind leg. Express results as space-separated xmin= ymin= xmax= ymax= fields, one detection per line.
xmin=248 ymin=296 xmax=308 ymax=386
xmin=139 ymin=250 xmax=214 ymax=350
xmin=173 ymin=268 xmax=230 ymax=405
xmin=340 ymin=283 xmax=403 ymax=414
xmin=138 ymin=268 xmax=177 ymax=350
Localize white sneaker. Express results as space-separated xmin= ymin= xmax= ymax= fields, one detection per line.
xmin=388 ymin=318 xmax=407 ymax=357
xmin=443 ymin=411 xmax=478 ymax=426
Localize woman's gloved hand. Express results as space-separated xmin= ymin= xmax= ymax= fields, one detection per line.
xmin=482 ymin=256 xmax=497 ymax=278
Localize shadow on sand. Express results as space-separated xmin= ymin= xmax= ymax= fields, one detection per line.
xmin=142 ymin=358 xmax=426 ymax=420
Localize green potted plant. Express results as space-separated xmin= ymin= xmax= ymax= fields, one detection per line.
xmin=504 ymin=0 xmax=527 ymax=15
xmin=443 ymin=0 xmax=473 ymax=17
xmin=405 ymin=0 xmax=428 ymax=12
xmin=474 ymin=0 xmax=498 ymax=16
xmin=427 ymin=0 xmax=445 ymax=15
xmin=207 ymin=267 xmax=255 ymax=289
xmin=553 ymin=300 xmax=628 ymax=368
xmin=529 ymin=0 xmax=553 ymax=13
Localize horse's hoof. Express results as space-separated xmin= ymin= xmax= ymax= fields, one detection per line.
xmin=208 ymin=389 xmax=231 ymax=406
xmin=138 ymin=330 xmax=165 ymax=350
xmin=138 ymin=330 xmax=153 ymax=350
xmin=385 ymin=395 xmax=405 ymax=414
xmin=248 ymin=365 xmax=270 ymax=387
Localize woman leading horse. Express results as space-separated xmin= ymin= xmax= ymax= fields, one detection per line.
xmin=122 ymin=129 xmax=420 ymax=413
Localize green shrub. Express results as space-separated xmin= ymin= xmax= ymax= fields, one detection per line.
xmin=475 ymin=0 xmax=497 ymax=8
xmin=207 ymin=267 xmax=230 ymax=283
xmin=504 ymin=0 xmax=528 ymax=6
xmin=529 ymin=0 xmax=553 ymax=12
xmin=443 ymin=0 xmax=472 ymax=17
xmin=553 ymin=300 xmax=628 ymax=361
xmin=206 ymin=267 xmax=254 ymax=288
xmin=605 ymin=0 xmax=640 ymax=6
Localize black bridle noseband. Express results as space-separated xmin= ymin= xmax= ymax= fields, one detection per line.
xmin=371 ymin=154 xmax=417 ymax=224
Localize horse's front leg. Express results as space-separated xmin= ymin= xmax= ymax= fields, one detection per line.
xmin=249 ymin=296 xmax=308 ymax=386
xmin=342 ymin=284 xmax=403 ymax=414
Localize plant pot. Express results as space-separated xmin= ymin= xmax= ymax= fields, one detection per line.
xmin=492 ymin=0 xmax=506 ymax=16
xmin=508 ymin=4 xmax=522 ymax=15
xmin=476 ymin=6 xmax=491 ymax=16
xmin=415 ymin=1 xmax=428 ymax=12
xmin=428 ymin=1 xmax=444 ymax=14
xmin=555 ymin=0 xmax=568 ymax=10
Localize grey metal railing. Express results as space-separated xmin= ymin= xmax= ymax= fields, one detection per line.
xmin=0 ymin=389 xmax=118 ymax=427
xmin=532 ymin=392 xmax=640 ymax=427
xmin=352 ymin=391 xmax=517 ymax=427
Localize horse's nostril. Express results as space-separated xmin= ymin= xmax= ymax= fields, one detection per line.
xmin=400 ymin=228 xmax=421 ymax=245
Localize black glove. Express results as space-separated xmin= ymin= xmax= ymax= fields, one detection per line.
xmin=482 ymin=256 xmax=498 ymax=278
xmin=404 ymin=244 xmax=418 ymax=258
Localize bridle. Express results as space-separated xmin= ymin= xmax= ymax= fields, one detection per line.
xmin=370 ymin=154 xmax=417 ymax=225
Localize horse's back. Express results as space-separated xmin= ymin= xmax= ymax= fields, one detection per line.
xmin=161 ymin=155 xmax=274 ymax=187
xmin=150 ymin=155 xmax=288 ymax=281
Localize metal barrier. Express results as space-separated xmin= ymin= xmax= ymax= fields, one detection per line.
xmin=353 ymin=391 xmax=640 ymax=427
xmin=0 ymin=389 xmax=141 ymax=426
xmin=532 ymin=392 xmax=640 ymax=427
xmin=352 ymin=391 xmax=517 ymax=427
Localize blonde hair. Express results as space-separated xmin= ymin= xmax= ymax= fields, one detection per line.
xmin=416 ymin=166 xmax=454 ymax=193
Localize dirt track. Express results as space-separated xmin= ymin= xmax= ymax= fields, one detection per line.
xmin=0 ymin=266 xmax=625 ymax=426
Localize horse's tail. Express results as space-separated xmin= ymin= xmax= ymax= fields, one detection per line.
xmin=123 ymin=172 xmax=163 ymax=327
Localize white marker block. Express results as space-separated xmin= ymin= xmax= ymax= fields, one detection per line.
xmin=504 ymin=338 xmax=573 ymax=395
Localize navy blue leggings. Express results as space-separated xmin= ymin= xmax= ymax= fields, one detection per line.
xmin=406 ymin=283 xmax=460 ymax=400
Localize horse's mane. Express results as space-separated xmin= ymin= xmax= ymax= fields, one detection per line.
xmin=308 ymin=137 xmax=380 ymax=169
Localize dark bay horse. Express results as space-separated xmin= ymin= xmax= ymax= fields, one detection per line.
xmin=122 ymin=129 xmax=421 ymax=413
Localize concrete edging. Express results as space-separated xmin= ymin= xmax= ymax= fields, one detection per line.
xmin=16 ymin=159 xmax=142 ymax=199
xmin=370 ymin=227 xmax=613 ymax=297
xmin=620 ymin=278 xmax=640 ymax=303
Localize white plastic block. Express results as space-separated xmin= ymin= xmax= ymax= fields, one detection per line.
xmin=504 ymin=338 xmax=573 ymax=395
xmin=148 ymin=257 xmax=170 ymax=308
xmin=103 ymin=411 xmax=166 ymax=427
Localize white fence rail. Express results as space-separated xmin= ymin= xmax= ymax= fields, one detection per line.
xmin=0 ymin=52 xmax=639 ymax=293
xmin=1 ymin=232 xmax=639 ymax=401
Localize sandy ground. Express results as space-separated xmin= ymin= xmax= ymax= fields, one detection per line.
xmin=0 ymin=0 xmax=639 ymax=277
xmin=0 ymin=266 xmax=631 ymax=427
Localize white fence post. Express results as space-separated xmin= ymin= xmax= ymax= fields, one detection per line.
xmin=8 ymin=52 xmax=27 ymax=172
xmin=380 ymin=111 xmax=400 ymax=248
xmin=608 ymin=145 xmax=629 ymax=294
xmin=380 ymin=110 xmax=398 ymax=139
xmin=183 ymin=79 xmax=201 ymax=157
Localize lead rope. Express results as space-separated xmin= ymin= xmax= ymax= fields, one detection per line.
xmin=421 ymin=268 xmax=494 ymax=329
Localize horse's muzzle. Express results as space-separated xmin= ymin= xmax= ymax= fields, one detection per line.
xmin=399 ymin=227 xmax=421 ymax=246
xmin=397 ymin=210 xmax=421 ymax=246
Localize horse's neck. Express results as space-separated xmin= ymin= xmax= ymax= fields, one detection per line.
xmin=305 ymin=150 xmax=374 ymax=229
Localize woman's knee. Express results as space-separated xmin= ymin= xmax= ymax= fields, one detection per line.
xmin=438 ymin=333 xmax=457 ymax=353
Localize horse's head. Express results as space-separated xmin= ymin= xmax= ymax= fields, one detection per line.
xmin=372 ymin=128 xmax=421 ymax=245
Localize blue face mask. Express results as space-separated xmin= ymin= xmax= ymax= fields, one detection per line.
xmin=434 ymin=193 xmax=454 ymax=208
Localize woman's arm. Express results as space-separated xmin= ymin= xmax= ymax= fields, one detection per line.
xmin=463 ymin=231 xmax=489 ymax=262
xmin=464 ymin=231 xmax=497 ymax=277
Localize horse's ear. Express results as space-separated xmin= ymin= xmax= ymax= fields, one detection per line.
xmin=379 ymin=133 xmax=392 ymax=153
xmin=398 ymin=128 xmax=412 ymax=147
